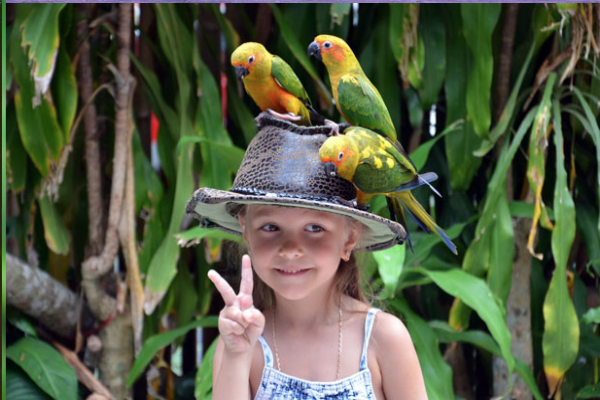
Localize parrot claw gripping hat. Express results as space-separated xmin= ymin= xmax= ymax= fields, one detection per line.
xmin=186 ymin=116 xmax=406 ymax=252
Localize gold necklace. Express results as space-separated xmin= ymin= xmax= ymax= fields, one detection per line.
xmin=272 ymin=302 xmax=343 ymax=380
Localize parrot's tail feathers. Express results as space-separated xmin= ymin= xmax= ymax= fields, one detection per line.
xmin=399 ymin=193 xmax=457 ymax=255
xmin=419 ymin=173 xmax=442 ymax=197
xmin=391 ymin=172 xmax=439 ymax=194
xmin=387 ymin=197 xmax=414 ymax=253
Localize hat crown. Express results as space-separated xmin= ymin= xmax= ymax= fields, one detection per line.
xmin=232 ymin=124 xmax=357 ymax=202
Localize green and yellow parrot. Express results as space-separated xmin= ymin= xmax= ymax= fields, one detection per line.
xmin=308 ymin=35 xmax=396 ymax=141
xmin=319 ymin=126 xmax=457 ymax=254
xmin=231 ymin=42 xmax=314 ymax=125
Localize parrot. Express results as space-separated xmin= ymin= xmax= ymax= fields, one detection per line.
xmin=308 ymin=35 xmax=397 ymax=141
xmin=319 ymin=126 xmax=457 ymax=255
xmin=231 ymin=42 xmax=315 ymax=126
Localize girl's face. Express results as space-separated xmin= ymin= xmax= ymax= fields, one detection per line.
xmin=239 ymin=205 xmax=360 ymax=302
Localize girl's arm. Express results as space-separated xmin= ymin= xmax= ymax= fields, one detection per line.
xmin=209 ymin=255 xmax=265 ymax=400
xmin=374 ymin=312 xmax=429 ymax=400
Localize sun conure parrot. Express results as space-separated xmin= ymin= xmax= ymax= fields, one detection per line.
xmin=308 ymin=35 xmax=397 ymax=140
xmin=319 ymin=126 xmax=457 ymax=255
xmin=231 ymin=42 xmax=315 ymax=126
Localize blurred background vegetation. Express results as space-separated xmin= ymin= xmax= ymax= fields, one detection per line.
xmin=5 ymin=3 xmax=600 ymax=400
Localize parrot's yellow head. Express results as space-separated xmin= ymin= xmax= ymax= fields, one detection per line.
xmin=319 ymin=134 xmax=359 ymax=181
xmin=308 ymin=35 xmax=360 ymax=75
xmin=231 ymin=42 xmax=270 ymax=81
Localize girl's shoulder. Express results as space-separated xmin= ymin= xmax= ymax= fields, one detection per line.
xmin=370 ymin=310 xmax=413 ymax=352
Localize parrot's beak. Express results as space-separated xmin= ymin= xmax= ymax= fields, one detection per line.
xmin=308 ymin=41 xmax=321 ymax=61
xmin=235 ymin=65 xmax=250 ymax=80
xmin=323 ymin=162 xmax=338 ymax=177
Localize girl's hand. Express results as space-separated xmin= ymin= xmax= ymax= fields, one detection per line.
xmin=208 ymin=255 xmax=265 ymax=354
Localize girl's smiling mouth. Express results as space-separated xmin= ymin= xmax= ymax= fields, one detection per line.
xmin=275 ymin=268 xmax=311 ymax=276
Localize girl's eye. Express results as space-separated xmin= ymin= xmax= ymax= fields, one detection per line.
xmin=306 ymin=224 xmax=324 ymax=233
xmin=261 ymin=224 xmax=278 ymax=232
xmin=248 ymin=55 xmax=255 ymax=64
xmin=323 ymin=41 xmax=332 ymax=49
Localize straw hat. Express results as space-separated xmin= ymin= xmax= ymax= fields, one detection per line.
xmin=186 ymin=116 xmax=406 ymax=251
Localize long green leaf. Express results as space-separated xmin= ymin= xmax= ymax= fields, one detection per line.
xmin=444 ymin=6 xmax=482 ymax=190
xmin=127 ymin=316 xmax=218 ymax=388
xmin=177 ymin=136 xmax=244 ymax=175
xmin=461 ymin=3 xmax=500 ymax=138
xmin=195 ymin=337 xmax=219 ymax=400
xmin=6 ymin=337 xmax=77 ymax=400
xmin=6 ymin=102 xmax=27 ymax=192
xmin=11 ymin=17 xmax=64 ymax=177
xmin=175 ymin=226 xmax=242 ymax=248
xmin=417 ymin=267 xmax=515 ymax=374
xmin=452 ymin=107 xmax=536 ymax=330
xmin=542 ymin=101 xmax=579 ymax=396
xmin=373 ymin=244 xmax=406 ymax=296
xmin=430 ymin=321 xmax=544 ymax=400
xmin=410 ymin=118 xmax=462 ymax=171
xmin=51 ymin=48 xmax=76 ymax=143
xmin=391 ymin=299 xmax=454 ymax=400
xmin=20 ymin=4 xmax=65 ymax=81
xmin=269 ymin=4 xmax=332 ymax=108
xmin=575 ymin=203 xmax=600 ymax=275
xmin=418 ymin=5 xmax=446 ymax=109
xmin=572 ymin=87 xmax=600 ymax=233
xmin=38 ymin=196 xmax=70 ymax=255
xmin=6 ymin=363 xmax=52 ymax=400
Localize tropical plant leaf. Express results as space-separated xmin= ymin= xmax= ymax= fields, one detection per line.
xmin=461 ymin=3 xmax=500 ymax=138
xmin=391 ymin=298 xmax=454 ymax=400
xmin=37 ymin=196 xmax=71 ymax=255
xmin=443 ymin=6 xmax=482 ymax=190
xmin=270 ymin=4 xmax=332 ymax=109
xmin=6 ymin=102 xmax=27 ymax=193
xmin=11 ymin=17 xmax=64 ymax=177
xmin=6 ymin=337 xmax=77 ymax=400
xmin=526 ymin=73 xmax=556 ymax=259
xmin=195 ymin=337 xmax=219 ymax=400
xmin=127 ymin=316 xmax=218 ymax=388
xmin=451 ymin=107 xmax=536 ymax=330
xmin=417 ymin=267 xmax=515 ymax=374
xmin=410 ymin=118 xmax=462 ymax=172
xmin=373 ymin=244 xmax=406 ymax=296
xmin=542 ymin=100 xmax=579 ymax=397
xmin=571 ymin=87 xmax=600 ymax=233
xmin=51 ymin=47 xmax=76 ymax=143
xmin=175 ymin=226 xmax=242 ymax=248
xmin=6 ymin=363 xmax=52 ymax=400
xmin=20 ymin=4 xmax=66 ymax=92
xmin=418 ymin=5 xmax=446 ymax=109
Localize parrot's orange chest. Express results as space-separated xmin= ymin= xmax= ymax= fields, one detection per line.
xmin=243 ymin=75 xmax=291 ymax=113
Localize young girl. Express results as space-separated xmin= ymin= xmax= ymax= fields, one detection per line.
xmin=187 ymin=119 xmax=428 ymax=400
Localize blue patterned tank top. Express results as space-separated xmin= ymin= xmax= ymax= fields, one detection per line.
xmin=254 ymin=308 xmax=380 ymax=400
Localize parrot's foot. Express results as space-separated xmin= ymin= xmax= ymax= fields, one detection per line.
xmin=324 ymin=119 xmax=341 ymax=136
xmin=333 ymin=196 xmax=359 ymax=209
xmin=264 ymin=109 xmax=302 ymax=123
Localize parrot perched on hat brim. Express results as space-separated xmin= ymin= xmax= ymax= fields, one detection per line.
xmin=319 ymin=126 xmax=457 ymax=255
xmin=308 ymin=35 xmax=397 ymax=142
xmin=232 ymin=42 xmax=317 ymax=126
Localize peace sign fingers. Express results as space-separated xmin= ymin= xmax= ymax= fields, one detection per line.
xmin=238 ymin=255 xmax=254 ymax=311
xmin=207 ymin=269 xmax=238 ymax=307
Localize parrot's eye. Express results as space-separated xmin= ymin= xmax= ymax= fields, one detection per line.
xmin=248 ymin=55 xmax=255 ymax=65
xmin=337 ymin=151 xmax=344 ymax=161
xmin=323 ymin=41 xmax=332 ymax=49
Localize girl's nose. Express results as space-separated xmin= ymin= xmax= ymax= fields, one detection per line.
xmin=278 ymin=237 xmax=303 ymax=259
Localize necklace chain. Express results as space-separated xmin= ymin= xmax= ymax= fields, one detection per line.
xmin=272 ymin=302 xmax=343 ymax=380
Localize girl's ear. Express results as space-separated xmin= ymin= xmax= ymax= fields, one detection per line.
xmin=343 ymin=225 xmax=360 ymax=255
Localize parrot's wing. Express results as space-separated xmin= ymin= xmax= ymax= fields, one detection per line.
xmin=271 ymin=56 xmax=312 ymax=106
xmin=337 ymin=74 xmax=397 ymax=142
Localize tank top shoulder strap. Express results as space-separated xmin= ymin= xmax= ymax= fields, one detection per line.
xmin=257 ymin=336 xmax=274 ymax=368
xmin=359 ymin=308 xmax=380 ymax=371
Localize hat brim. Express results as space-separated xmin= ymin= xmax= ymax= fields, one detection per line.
xmin=186 ymin=187 xmax=406 ymax=252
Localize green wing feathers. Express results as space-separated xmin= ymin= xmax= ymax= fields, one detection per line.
xmin=271 ymin=56 xmax=312 ymax=106
xmin=337 ymin=74 xmax=397 ymax=142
